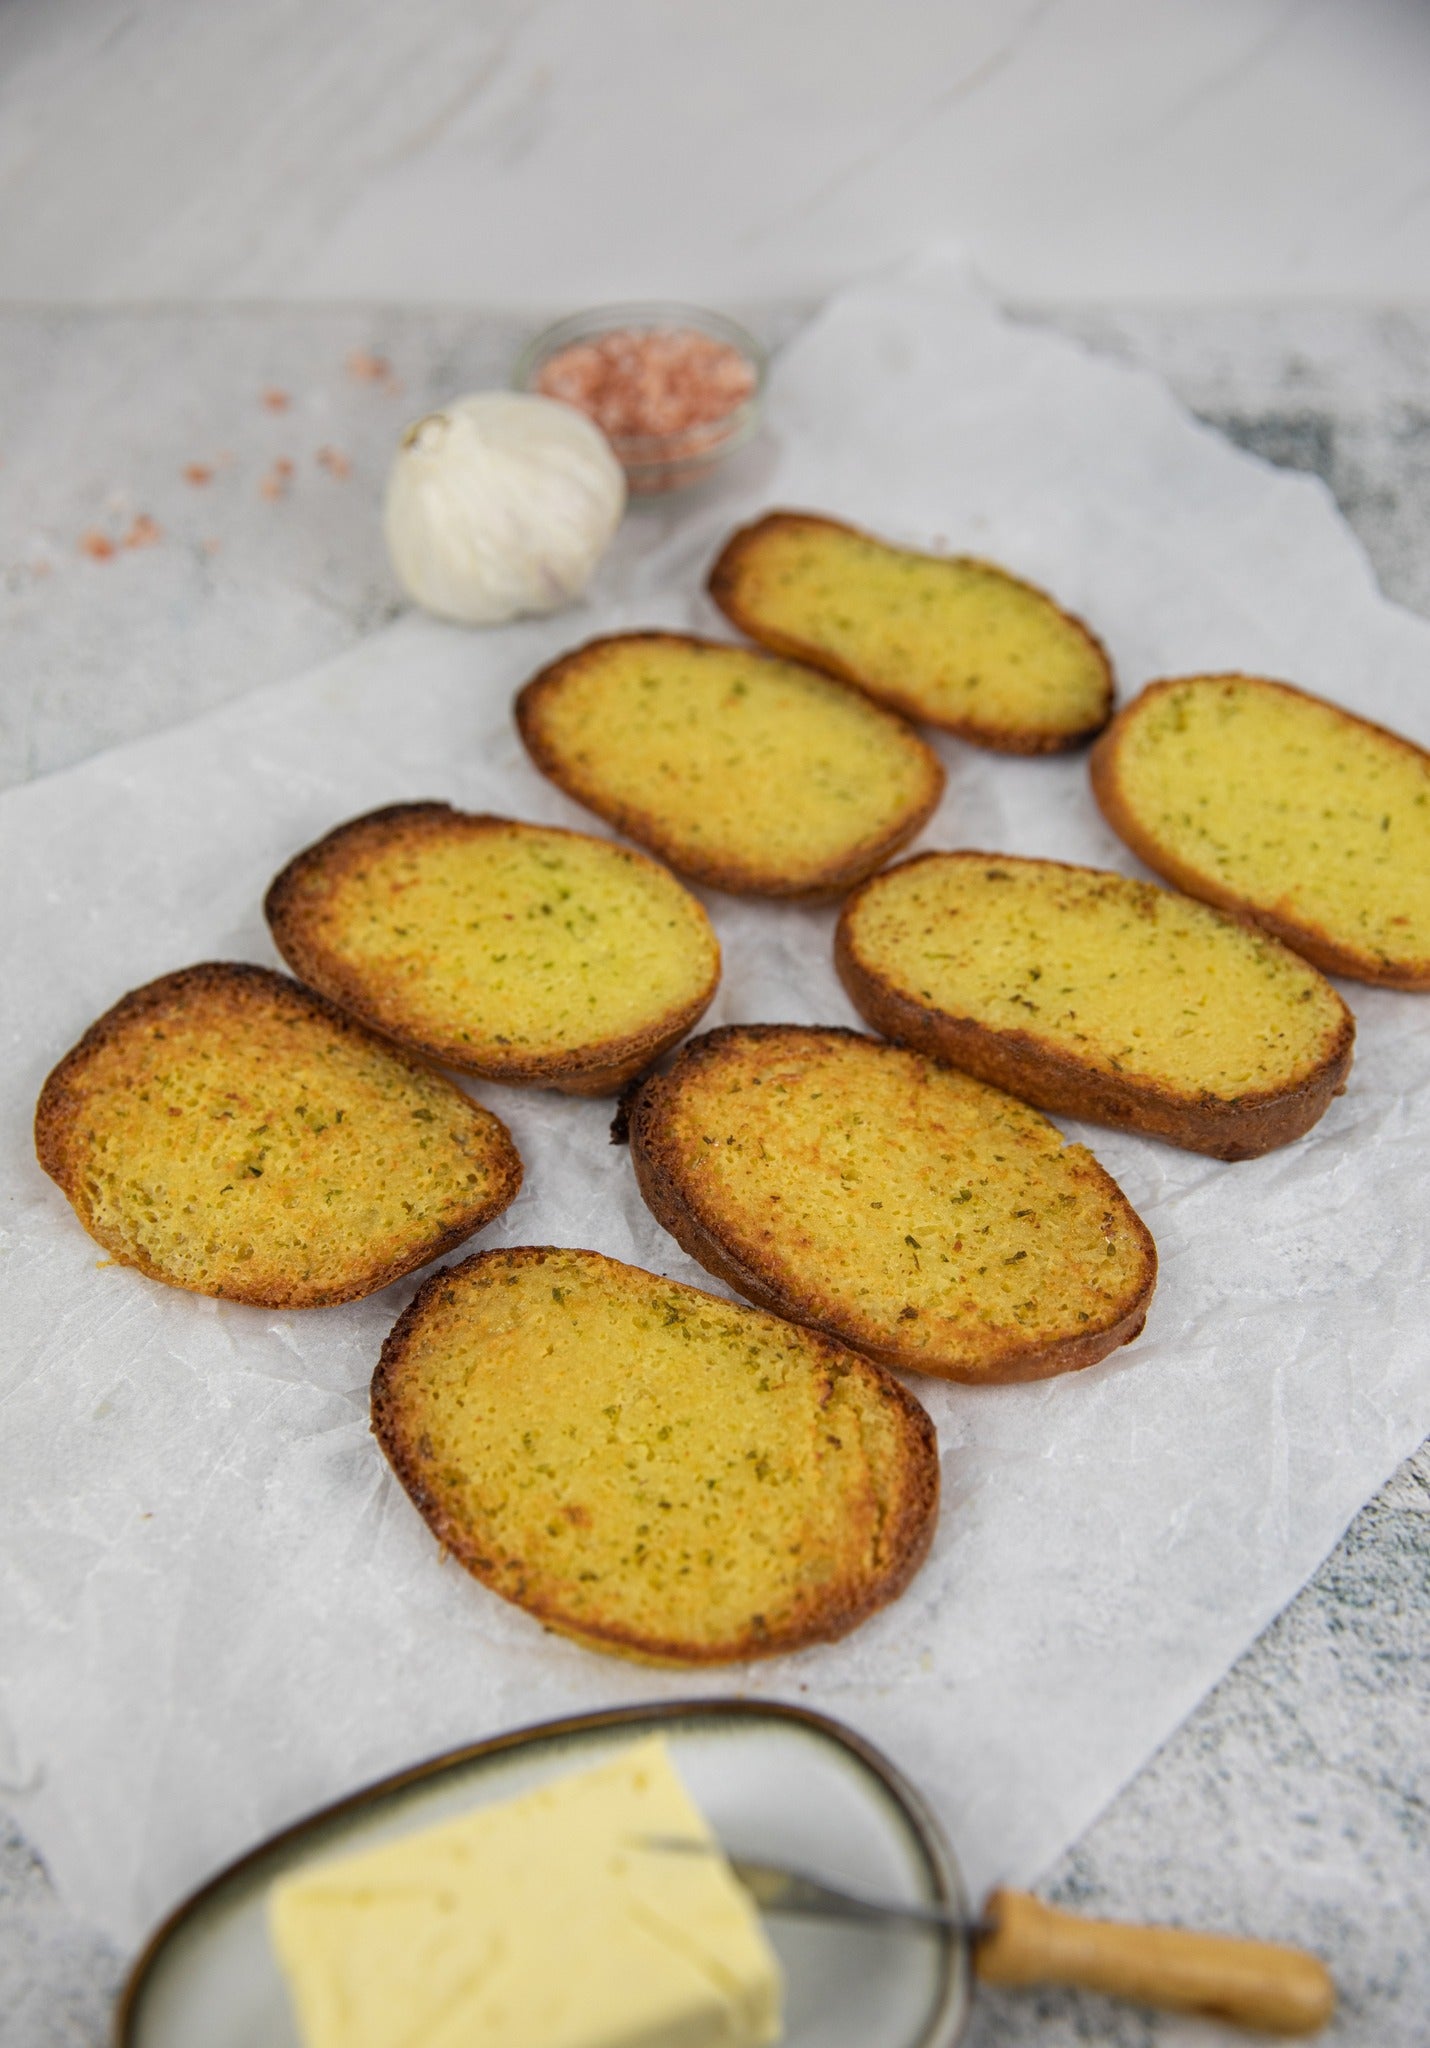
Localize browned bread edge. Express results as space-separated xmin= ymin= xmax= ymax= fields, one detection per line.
xmin=624 ymin=1024 xmax=1157 ymax=1385
xmin=836 ymin=851 xmax=1356 ymax=1161
xmin=514 ymin=632 xmax=946 ymax=900
xmin=370 ymin=1244 xmax=940 ymax=1665
xmin=707 ymin=510 xmax=1116 ymax=755
xmin=1090 ymin=675 xmax=1430 ymax=991
xmin=265 ymin=803 xmax=720 ymax=1094
xmin=34 ymin=961 xmax=523 ymax=1308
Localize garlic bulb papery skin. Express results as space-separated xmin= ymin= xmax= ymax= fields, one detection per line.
xmin=384 ymin=392 xmax=627 ymax=626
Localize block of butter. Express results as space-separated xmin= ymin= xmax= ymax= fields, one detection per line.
xmin=269 ymin=1735 xmax=784 ymax=2048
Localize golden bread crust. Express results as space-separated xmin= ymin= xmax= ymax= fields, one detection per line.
xmin=35 ymin=962 xmax=522 ymax=1307
xmin=265 ymin=804 xmax=720 ymax=1093
xmin=371 ymin=1245 xmax=939 ymax=1665
xmin=515 ymin=632 xmax=945 ymax=899
xmin=708 ymin=510 xmax=1115 ymax=755
xmin=836 ymin=851 xmax=1355 ymax=1161
xmin=624 ymin=1025 xmax=1157 ymax=1385
xmin=1091 ymin=675 xmax=1430 ymax=990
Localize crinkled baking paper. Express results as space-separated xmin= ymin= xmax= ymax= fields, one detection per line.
xmin=1 ymin=253 xmax=1426 ymax=1945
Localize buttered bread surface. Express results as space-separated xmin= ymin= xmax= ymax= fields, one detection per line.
xmin=372 ymin=1246 xmax=939 ymax=1663
xmin=266 ymin=805 xmax=720 ymax=1093
xmin=627 ymin=1026 xmax=1157 ymax=1384
xmin=515 ymin=632 xmax=944 ymax=896
xmin=838 ymin=852 xmax=1354 ymax=1158
xmin=34 ymin=964 xmax=521 ymax=1308
xmin=708 ymin=511 xmax=1113 ymax=753
xmin=1092 ymin=675 xmax=1430 ymax=988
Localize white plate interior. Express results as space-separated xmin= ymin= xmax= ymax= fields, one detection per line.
xmin=122 ymin=1702 xmax=970 ymax=2048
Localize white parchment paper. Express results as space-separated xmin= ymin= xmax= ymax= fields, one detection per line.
xmin=1 ymin=253 xmax=1426 ymax=1946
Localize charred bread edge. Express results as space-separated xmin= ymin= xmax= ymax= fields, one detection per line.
xmin=265 ymin=802 xmax=721 ymax=1093
xmin=1090 ymin=675 xmax=1430 ymax=991
xmin=707 ymin=510 xmax=1116 ymax=756
xmin=370 ymin=1244 xmax=941 ymax=1665
xmin=34 ymin=961 xmax=522 ymax=1309
xmin=836 ymin=851 xmax=1357 ymax=1160
xmin=514 ymin=632 xmax=946 ymax=901
xmin=625 ymin=1023 xmax=1158 ymax=1385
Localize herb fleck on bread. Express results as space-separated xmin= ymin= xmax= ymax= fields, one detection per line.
xmin=625 ymin=1026 xmax=1156 ymax=1385
xmin=266 ymin=805 xmax=720 ymax=1094
xmin=372 ymin=1246 xmax=939 ymax=1664
xmin=837 ymin=851 xmax=1354 ymax=1159
xmin=35 ymin=963 xmax=521 ymax=1307
xmin=515 ymin=632 xmax=944 ymax=898
xmin=709 ymin=511 xmax=1114 ymax=753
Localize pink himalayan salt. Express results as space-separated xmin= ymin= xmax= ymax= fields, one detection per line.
xmin=534 ymin=327 xmax=756 ymax=444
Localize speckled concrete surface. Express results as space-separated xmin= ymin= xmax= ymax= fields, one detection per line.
xmin=0 ymin=304 xmax=1425 ymax=2047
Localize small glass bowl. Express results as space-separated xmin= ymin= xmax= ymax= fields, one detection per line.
xmin=513 ymin=301 xmax=766 ymax=496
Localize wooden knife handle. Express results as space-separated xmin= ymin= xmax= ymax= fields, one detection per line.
xmin=974 ymin=1887 xmax=1335 ymax=2036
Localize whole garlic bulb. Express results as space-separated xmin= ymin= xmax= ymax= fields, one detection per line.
xmin=384 ymin=392 xmax=626 ymax=625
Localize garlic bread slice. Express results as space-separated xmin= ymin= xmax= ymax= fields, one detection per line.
xmin=266 ymin=806 xmax=719 ymax=1094
xmin=35 ymin=963 xmax=521 ymax=1307
xmin=372 ymin=1246 xmax=939 ymax=1664
xmin=837 ymin=852 xmax=1354 ymax=1159
xmin=515 ymin=633 xmax=944 ymax=898
xmin=625 ymin=1026 xmax=1156 ymax=1385
xmin=1091 ymin=674 xmax=1430 ymax=989
xmin=709 ymin=511 xmax=1113 ymax=753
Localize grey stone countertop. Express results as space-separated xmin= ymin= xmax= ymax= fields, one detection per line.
xmin=0 ymin=303 xmax=1425 ymax=2047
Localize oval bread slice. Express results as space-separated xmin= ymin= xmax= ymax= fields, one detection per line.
xmin=34 ymin=963 xmax=522 ymax=1307
xmin=515 ymin=632 xmax=944 ymax=898
xmin=372 ymin=1245 xmax=939 ymax=1665
xmin=266 ymin=806 xmax=720 ymax=1094
xmin=1091 ymin=674 xmax=1430 ymax=989
xmin=837 ymin=852 xmax=1355 ymax=1160
xmin=708 ymin=510 xmax=1114 ymax=753
xmin=625 ymin=1026 xmax=1156 ymax=1385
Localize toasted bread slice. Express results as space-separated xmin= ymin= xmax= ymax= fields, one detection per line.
xmin=266 ymin=806 xmax=720 ymax=1095
xmin=372 ymin=1246 xmax=939 ymax=1665
xmin=515 ymin=633 xmax=944 ymax=899
xmin=708 ymin=511 xmax=1113 ymax=753
xmin=35 ymin=963 xmax=521 ymax=1308
xmin=837 ymin=852 xmax=1355 ymax=1160
xmin=1091 ymin=675 xmax=1430 ymax=989
xmin=624 ymin=1026 xmax=1156 ymax=1385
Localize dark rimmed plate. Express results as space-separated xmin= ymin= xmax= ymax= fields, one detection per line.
xmin=117 ymin=1699 xmax=971 ymax=2047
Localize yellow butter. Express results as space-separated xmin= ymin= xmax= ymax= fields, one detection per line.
xmin=269 ymin=1736 xmax=784 ymax=2048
